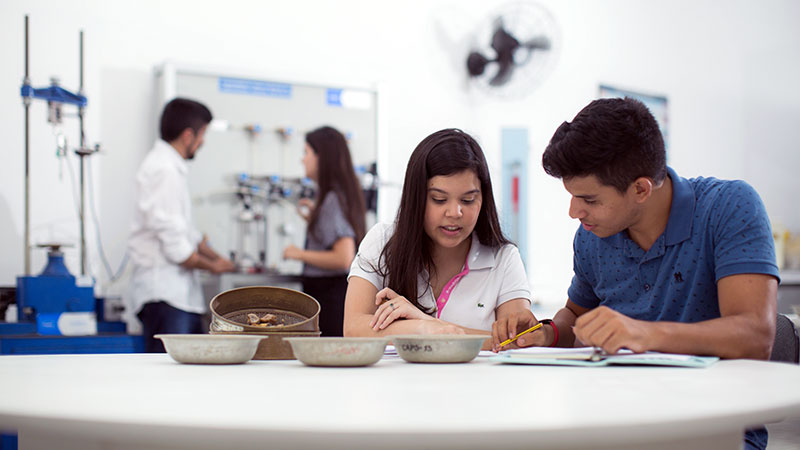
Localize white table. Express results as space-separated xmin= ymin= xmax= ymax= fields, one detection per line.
xmin=1 ymin=354 xmax=799 ymax=450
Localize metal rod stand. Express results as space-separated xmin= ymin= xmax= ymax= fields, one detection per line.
xmin=23 ymin=15 xmax=31 ymax=276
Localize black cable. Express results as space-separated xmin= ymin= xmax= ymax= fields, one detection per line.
xmin=64 ymin=143 xmax=84 ymax=223
xmin=60 ymin=119 xmax=128 ymax=283
xmin=86 ymin=156 xmax=129 ymax=282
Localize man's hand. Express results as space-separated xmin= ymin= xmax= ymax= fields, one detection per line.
xmin=573 ymin=306 xmax=654 ymax=354
xmin=209 ymin=257 xmax=236 ymax=274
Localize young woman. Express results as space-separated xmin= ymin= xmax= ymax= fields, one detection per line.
xmin=344 ymin=128 xmax=531 ymax=349
xmin=283 ymin=126 xmax=366 ymax=336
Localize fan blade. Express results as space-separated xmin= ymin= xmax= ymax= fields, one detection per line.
xmin=467 ymin=51 xmax=490 ymax=77
xmin=489 ymin=58 xmax=514 ymax=86
xmin=491 ymin=24 xmax=520 ymax=55
xmin=522 ymin=36 xmax=551 ymax=51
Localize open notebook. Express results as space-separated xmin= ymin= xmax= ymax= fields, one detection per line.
xmin=492 ymin=346 xmax=719 ymax=368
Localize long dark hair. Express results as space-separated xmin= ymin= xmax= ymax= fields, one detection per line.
xmin=305 ymin=126 xmax=366 ymax=246
xmin=378 ymin=128 xmax=509 ymax=312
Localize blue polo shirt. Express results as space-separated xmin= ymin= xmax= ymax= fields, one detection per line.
xmin=568 ymin=167 xmax=780 ymax=323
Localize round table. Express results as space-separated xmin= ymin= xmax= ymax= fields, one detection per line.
xmin=1 ymin=353 xmax=799 ymax=450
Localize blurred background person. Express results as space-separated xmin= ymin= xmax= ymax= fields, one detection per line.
xmin=283 ymin=126 xmax=367 ymax=336
xmin=126 ymin=98 xmax=236 ymax=353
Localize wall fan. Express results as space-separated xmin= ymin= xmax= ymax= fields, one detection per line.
xmin=465 ymin=1 xmax=559 ymax=99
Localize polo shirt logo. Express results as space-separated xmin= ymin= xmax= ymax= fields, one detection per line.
xmin=477 ymin=302 xmax=485 ymax=308
xmin=674 ymin=272 xmax=683 ymax=282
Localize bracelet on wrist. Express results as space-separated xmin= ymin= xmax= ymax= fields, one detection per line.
xmin=538 ymin=319 xmax=558 ymax=347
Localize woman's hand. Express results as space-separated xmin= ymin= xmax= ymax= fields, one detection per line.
xmin=491 ymin=309 xmax=549 ymax=351
xmin=283 ymin=245 xmax=303 ymax=261
xmin=370 ymin=287 xmax=433 ymax=331
xmin=296 ymin=198 xmax=315 ymax=222
xmin=417 ymin=320 xmax=466 ymax=335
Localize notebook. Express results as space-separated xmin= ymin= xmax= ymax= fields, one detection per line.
xmin=492 ymin=346 xmax=719 ymax=368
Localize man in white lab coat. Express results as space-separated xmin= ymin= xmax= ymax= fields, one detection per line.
xmin=127 ymin=98 xmax=235 ymax=353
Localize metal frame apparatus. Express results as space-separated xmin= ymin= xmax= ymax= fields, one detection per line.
xmin=3 ymin=16 xmax=137 ymax=347
xmin=20 ymin=15 xmax=99 ymax=277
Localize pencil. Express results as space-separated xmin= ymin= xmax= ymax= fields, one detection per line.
xmin=498 ymin=322 xmax=543 ymax=348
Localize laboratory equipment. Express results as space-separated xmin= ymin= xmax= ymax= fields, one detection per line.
xmin=15 ymin=244 xmax=94 ymax=323
xmin=2 ymin=16 xmax=141 ymax=361
xmin=229 ymin=174 xmax=269 ymax=272
xmin=20 ymin=15 xmax=100 ymax=277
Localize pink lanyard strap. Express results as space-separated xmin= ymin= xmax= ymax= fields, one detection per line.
xmin=435 ymin=258 xmax=470 ymax=319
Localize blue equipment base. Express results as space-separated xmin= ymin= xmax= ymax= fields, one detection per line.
xmin=16 ymin=275 xmax=95 ymax=322
xmin=0 ymin=433 xmax=17 ymax=450
xmin=0 ymin=320 xmax=126 ymax=335
xmin=0 ymin=332 xmax=144 ymax=355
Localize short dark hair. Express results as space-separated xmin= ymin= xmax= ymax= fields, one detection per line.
xmin=159 ymin=98 xmax=213 ymax=142
xmin=375 ymin=128 xmax=509 ymax=312
xmin=542 ymin=97 xmax=666 ymax=192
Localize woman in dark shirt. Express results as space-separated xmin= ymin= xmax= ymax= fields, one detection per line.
xmin=283 ymin=126 xmax=366 ymax=336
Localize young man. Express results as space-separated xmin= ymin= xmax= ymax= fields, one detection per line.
xmin=492 ymin=97 xmax=779 ymax=449
xmin=127 ymin=98 xmax=235 ymax=353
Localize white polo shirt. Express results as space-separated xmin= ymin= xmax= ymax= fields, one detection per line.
xmin=348 ymin=222 xmax=531 ymax=331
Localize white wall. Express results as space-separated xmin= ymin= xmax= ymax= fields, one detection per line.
xmin=472 ymin=0 xmax=800 ymax=304
xmin=1 ymin=0 xmax=799 ymax=308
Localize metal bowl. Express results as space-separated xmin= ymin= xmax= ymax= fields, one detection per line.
xmin=209 ymin=286 xmax=320 ymax=333
xmin=284 ymin=337 xmax=390 ymax=367
xmin=210 ymin=330 xmax=321 ymax=360
xmin=391 ymin=334 xmax=488 ymax=363
xmin=156 ymin=334 xmax=263 ymax=364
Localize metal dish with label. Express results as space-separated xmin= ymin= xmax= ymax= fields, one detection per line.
xmin=284 ymin=337 xmax=390 ymax=367
xmin=156 ymin=334 xmax=263 ymax=364
xmin=391 ymin=335 xmax=488 ymax=363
